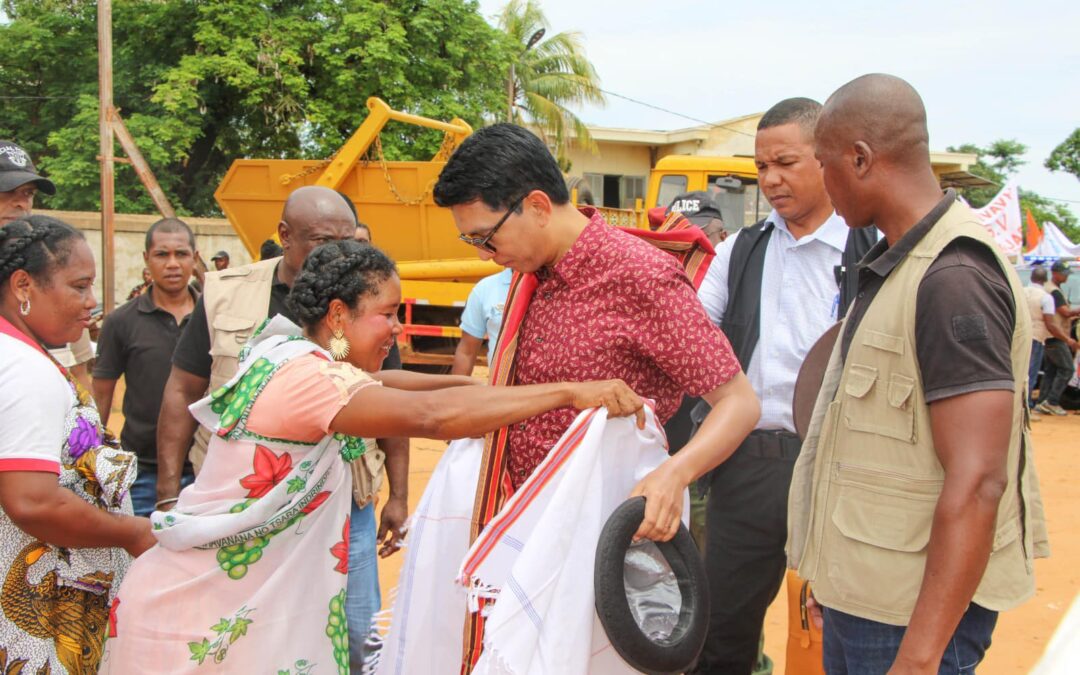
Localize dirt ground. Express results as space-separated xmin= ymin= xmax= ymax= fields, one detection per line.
xmin=373 ymin=404 xmax=1080 ymax=674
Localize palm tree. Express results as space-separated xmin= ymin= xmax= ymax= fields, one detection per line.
xmin=498 ymin=0 xmax=605 ymax=166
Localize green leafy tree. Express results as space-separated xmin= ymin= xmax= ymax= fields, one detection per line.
xmin=1046 ymin=128 xmax=1080 ymax=181
xmin=0 ymin=0 xmax=509 ymax=216
xmin=498 ymin=0 xmax=604 ymax=167
xmin=948 ymin=139 xmax=1079 ymax=241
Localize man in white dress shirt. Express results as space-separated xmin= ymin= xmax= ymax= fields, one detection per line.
xmin=692 ymin=98 xmax=875 ymax=674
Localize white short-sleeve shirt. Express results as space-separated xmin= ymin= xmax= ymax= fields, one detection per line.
xmin=698 ymin=211 xmax=851 ymax=432
xmin=0 ymin=333 xmax=72 ymax=474
xmin=460 ymin=268 xmax=514 ymax=349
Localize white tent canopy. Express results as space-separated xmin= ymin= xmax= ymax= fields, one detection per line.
xmin=1026 ymin=221 xmax=1080 ymax=260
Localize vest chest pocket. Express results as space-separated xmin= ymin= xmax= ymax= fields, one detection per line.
xmin=842 ymin=365 xmax=917 ymax=443
xmin=210 ymin=315 xmax=257 ymax=358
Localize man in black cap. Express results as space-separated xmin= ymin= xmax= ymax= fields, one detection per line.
xmin=209 ymin=250 xmax=230 ymax=271
xmin=1035 ymin=259 xmax=1080 ymax=416
xmin=0 ymin=141 xmax=96 ymax=390
xmin=0 ymin=140 xmax=57 ymax=226
xmin=666 ymin=190 xmax=728 ymax=245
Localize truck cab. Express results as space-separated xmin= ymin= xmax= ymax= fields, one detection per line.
xmin=646 ymin=155 xmax=764 ymax=232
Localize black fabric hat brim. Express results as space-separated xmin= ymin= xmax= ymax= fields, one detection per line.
xmin=0 ymin=171 xmax=56 ymax=196
xmin=594 ymin=496 xmax=709 ymax=674
xmin=793 ymin=322 xmax=841 ymax=441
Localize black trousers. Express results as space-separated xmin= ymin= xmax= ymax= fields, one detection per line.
xmin=693 ymin=430 xmax=800 ymax=675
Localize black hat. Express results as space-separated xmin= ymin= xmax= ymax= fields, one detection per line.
xmin=1050 ymin=259 xmax=1072 ymax=275
xmin=594 ymin=497 xmax=709 ymax=674
xmin=210 ymin=250 xmax=230 ymax=261
xmin=0 ymin=141 xmax=56 ymax=195
xmin=665 ymin=191 xmax=724 ymax=228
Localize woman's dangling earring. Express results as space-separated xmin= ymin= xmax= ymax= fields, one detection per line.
xmin=328 ymin=328 xmax=350 ymax=361
xmin=19 ymin=298 xmax=30 ymax=316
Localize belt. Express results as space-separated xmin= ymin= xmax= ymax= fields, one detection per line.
xmin=738 ymin=429 xmax=802 ymax=461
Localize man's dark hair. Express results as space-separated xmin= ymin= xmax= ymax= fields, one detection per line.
xmin=144 ymin=217 xmax=195 ymax=252
xmin=0 ymin=215 xmax=85 ymax=286
xmin=758 ymin=97 xmax=823 ymax=141
xmin=1031 ymin=266 xmax=1049 ymax=284
xmin=336 ymin=190 xmax=359 ymax=225
xmin=259 ymin=239 xmax=283 ymax=260
xmin=287 ymin=239 xmax=397 ymax=328
xmin=433 ymin=123 xmax=569 ymax=211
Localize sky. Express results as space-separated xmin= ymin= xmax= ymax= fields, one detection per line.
xmin=479 ymin=0 xmax=1080 ymax=219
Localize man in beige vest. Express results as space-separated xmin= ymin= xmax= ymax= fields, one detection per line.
xmin=1025 ymin=266 xmax=1070 ymax=417
xmin=155 ymin=186 xmax=408 ymax=670
xmin=1034 ymin=260 xmax=1080 ymax=416
xmin=788 ymin=74 xmax=1049 ymax=673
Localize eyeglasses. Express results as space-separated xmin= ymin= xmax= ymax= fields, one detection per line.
xmin=458 ymin=195 xmax=525 ymax=253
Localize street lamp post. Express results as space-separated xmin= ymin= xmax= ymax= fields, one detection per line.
xmin=508 ymin=28 xmax=546 ymax=123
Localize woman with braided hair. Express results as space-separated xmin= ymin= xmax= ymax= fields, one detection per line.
xmin=0 ymin=216 xmax=154 ymax=674
xmin=103 ymin=239 xmax=645 ymax=673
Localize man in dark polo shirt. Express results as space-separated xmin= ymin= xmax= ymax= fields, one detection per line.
xmin=92 ymin=217 xmax=198 ymax=516
xmin=788 ymin=73 xmax=1048 ymax=672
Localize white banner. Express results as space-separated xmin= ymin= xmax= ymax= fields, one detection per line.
xmin=973 ymin=183 xmax=1023 ymax=256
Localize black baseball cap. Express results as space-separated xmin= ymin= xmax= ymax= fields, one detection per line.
xmin=1050 ymin=259 xmax=1072 ymax=275
xmin=210 ymin=250 xmax=230 ymax=261
xmin=665 ymin=191 xmax=724 ymax=228
xmin=0 ymin=141 xmax=56 ymax=195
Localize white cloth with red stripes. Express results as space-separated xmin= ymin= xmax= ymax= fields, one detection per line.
xmin=373 ymin=403 xmax=683 ymax=675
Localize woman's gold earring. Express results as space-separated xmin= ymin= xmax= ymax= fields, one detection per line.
xmin=18 ymin=298 xmax=30 ymax=316
xmin=328 ymin=328 xmax=350 ymax=361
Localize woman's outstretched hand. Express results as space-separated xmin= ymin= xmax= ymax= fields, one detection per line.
xmin=570 ymin=379 xmax=646 ymax=429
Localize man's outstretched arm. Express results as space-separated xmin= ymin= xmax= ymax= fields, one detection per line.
xmin=155 ymin=365 xmax=208 ymax=509
xmin=376 ymin=435 xmax=409 ymax=558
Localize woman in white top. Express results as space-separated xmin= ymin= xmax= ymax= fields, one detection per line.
xmin=0 ymin=216 xmax=155 ymax=674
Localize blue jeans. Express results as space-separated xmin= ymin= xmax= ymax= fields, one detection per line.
xmin=130 ymin=463 xmax=194 ymax=516
xmin=822 ymin=603 xmax=997 ymax=674
xmin=347 ymin=499 xmax=381 ymax=672
xmin=1028 ymin=340 xmax=1045 ymax=407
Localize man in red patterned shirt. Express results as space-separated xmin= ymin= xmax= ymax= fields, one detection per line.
xmin=434 ymin=123 xmax=760 ymax=543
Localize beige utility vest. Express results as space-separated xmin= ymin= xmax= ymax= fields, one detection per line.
xmin=1024 ymin=286 xmax=1052 ymax=343
xmin=187 ymin=258 xmax=279 ymax=471
xmin=787 ymin=201 xmax=1049 ymax=626
xmin=193 ymin=257 xmax=385 ymax=507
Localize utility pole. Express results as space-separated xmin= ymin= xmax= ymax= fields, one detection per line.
xmin=97 ymin=0 xmax=116 ymax=312
xmin=507 ymin=62 xmax=516 ymax=123
xmin=507 ymin=28 xmax=546 ymax=123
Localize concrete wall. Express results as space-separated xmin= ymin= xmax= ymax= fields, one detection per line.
xmin=572 ymin=142 xmax=653 ymax=178
xmin=39 ymin=210 xmax=251 ymax=308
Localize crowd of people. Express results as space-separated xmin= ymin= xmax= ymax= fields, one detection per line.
xmin=0 ymin=72 xmax=1070 ymax=674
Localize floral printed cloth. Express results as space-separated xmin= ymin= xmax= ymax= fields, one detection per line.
xmin=101 ymin=317 xmax=378 ymax=674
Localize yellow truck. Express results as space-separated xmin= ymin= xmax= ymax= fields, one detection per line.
xmin=214 ymin=98 xmax=764 ymax=367
xmin=646 ymin=154 xmax=764 ymax=230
